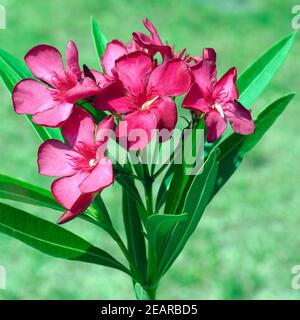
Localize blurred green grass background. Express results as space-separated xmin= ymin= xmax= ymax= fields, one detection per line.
xmin=0 ymin=0 xmax=299 ymax=299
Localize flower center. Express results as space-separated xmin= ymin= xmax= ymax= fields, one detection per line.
xmin=89 ymin=159 xmax=97 ymax=167
xmin=212 ymin=104 xmax=225 ymax=118
xmin=141 ymin=96 xmax=159 ymax=111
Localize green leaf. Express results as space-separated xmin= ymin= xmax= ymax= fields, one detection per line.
xmin=213 ymin=93 xmax=295 ymax=197
xmin=146 ymin=213 xmax=187 ymax=258
xmin=123 ymin=187 xmax=147 ymax=280
xmin=0 ymin=174 xmax=63 ymax=211
xmin=237 ymin=32 xmax=296 ymax=108
xmin=164 ymin=118 xmax=204 ymax=215
xmin=83 ymin=194 xmax=113 ymax=230
xmin=158 ymin=150 xmax=219 ymax=278
xmin=91 ymin=17 xmax=108 ymax=68
xmin=116 ymin=173 xmax=147 ymax=217
xmin=155 ymin=164 xmax=174 ymax=212
xmin=0 ymin=202 xmax=130 ymax=274
xmin=0 ymin=173 xmax=111 ymax=229
xmin=0 ymin=48 xmax=63 ymax=141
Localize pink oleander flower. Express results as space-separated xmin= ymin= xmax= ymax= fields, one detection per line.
xmin=37 ymin=107 xmax=114 ymax=224
xmin=132 ymin=18 xmax=210 ymax=66
xmin=97 ymin=18 xmax=202 ymax=91
xmin=13 ymin=41 xmax=101 ymax=127
xmin=93 ymin=51 xmax=191 ymax=150
xmin=183 ymin=57 xmax=255 ymax=142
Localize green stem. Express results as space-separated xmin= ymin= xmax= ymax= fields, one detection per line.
xmin=144 ymin=181 xmax=153 ymax=216
xmin=114 ymin=167 xmax=144 ymax=182
xmin=152 ymin=163 xmax=169 ymax=180
xmin=110 ymin=229 xmax=144 ymax=284
xmin=134 ymin=282 xmax=158 ymax=300
xmin=144 ymin=285 xmax=157 ymax=300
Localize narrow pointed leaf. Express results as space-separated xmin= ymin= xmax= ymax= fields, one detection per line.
xmin=0 ymin=173 xmax=111 ymax=229
xmin=237 ymin=32 xmax=296 ymax=108
xmin=146 ymin=213 xmax=187 ymax=258
xmin=91 ymin=17 xmax=108 ymax=68
xmin=164 ymin=118 xmax=204 ymax=215
xmin=158 ymin=150 xmax=219 ymax=278
xmin=116 ymin=173 xmax=147 ymax=217
xmin=0 ymin=174 xmax=62 ymax=211
xmin=83 ymin=194 xmax=113 ymax=231
xmin=155 ymin=164 xmax=174 ymax=212
xmin=123 ymin=186 xmax=147 ymax=280
xmin=0 ymin=202 xmax=130 ymax=275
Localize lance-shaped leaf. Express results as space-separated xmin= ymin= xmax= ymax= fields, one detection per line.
xmin=123 ymin=187 xmax=147 ymax=280
xmin=0 ymin=174 xmax=62 ymax=211
xmin=0 ymin=48 xmax=63 ymax=141
xmin=213 ymin=93 xmax=295 ymax=197
xmin=158 ymin=150 xmax=219 ymax=279
xmin=91 ymin=17 xmax=108 ymax=68
xmin=146 ymin=213 xmax=187 ymax=259
xmin=0 ymin=173 xmax=112 ymax=229
xmin=155 ymin=164 xmax=174 ymax=213
xmin=164 ymin=118 xmax=204 ymax=215
xmin=114 ymin=165 xmax=147 ymax=218
xmin=0 ymin=202 xmax=131 ymax=275
xmin=237 ymin=32 xmax=296 ymax=108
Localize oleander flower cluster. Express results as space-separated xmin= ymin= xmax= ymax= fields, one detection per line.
xmin=12 ymin=19 xmax=255 ymax=223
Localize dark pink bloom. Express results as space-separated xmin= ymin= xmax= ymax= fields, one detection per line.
xmin=183 ymin=59 xmax=255 ymax=142
xmin=38 ymin=107 xmax=114 ymax=223
xmin=13 ymin=41 xmax=101 ymax=127
xmin=133 ymin=19 xmax=216 ymax=68
xmin=93 ymin=51 xmax=191 ymax=150
xmin=132 ymin=18 xmax=173 ymax=61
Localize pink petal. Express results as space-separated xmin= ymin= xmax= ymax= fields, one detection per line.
xmin=62 ymin=106 xmax=95 ymax=149
xmin=147 ymin=59 xmax=191 ymax=97
xmin=51 ymin=171 xmax=88 ymax=210
xmin=143 ymin=18 xmax=163 ymax=44
xmin=90 ymin=69 xmax=111 ymax=88
xmin=182 ymin=83 xmax=211 ymax=113
xmin=214 ymin=67 xmax=238 ymax=102
xmin=205 ymin=111 xmax=228 ymax=142
xmin=191 ymin=59 xmax=216 ymax=95
xmin=96 ymin=115 xmax=115 ymax=146
xmin=25 ymin=45 xmax=65 ymax=87
xmin=224 ymin=101 xmax=255 ymax=135
xmin=93 ymin=81 xmax=134 ymax=114
xmin=32 ymin=102 xmax=73 ymax=127
xmin=132 ymin=19 xmax=172 ymax=59
xmin=57 ymin=193 xmax=94 ymax=224
xmin=65 ymin=77 xmax=101 ymax=104
xmin=116 ymin=110 xmax=158 ymax=150
xmin=132 ymin=31 xmax=172 ymax=59
xmin=202 ymin=48 xmax=216 ymax=62
xmin=101 ymin=40 xmax=127 ymax=76
xmin=152 ymin=97 xmax=177 ymax=132
xmin=79 ymin=158 xmax=113 ymax=193
xmin=13 ymin=79 xmax=56 ymax=114
xmin=38 ymin=139 xmax=77 ymax=177
xmin=114 ymin=51 xmax=153 ymax=97
xmin=66 ymin=40 xmax=81 ymax=78
xmin=126 ymin=38 xmax=142 ymax=52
